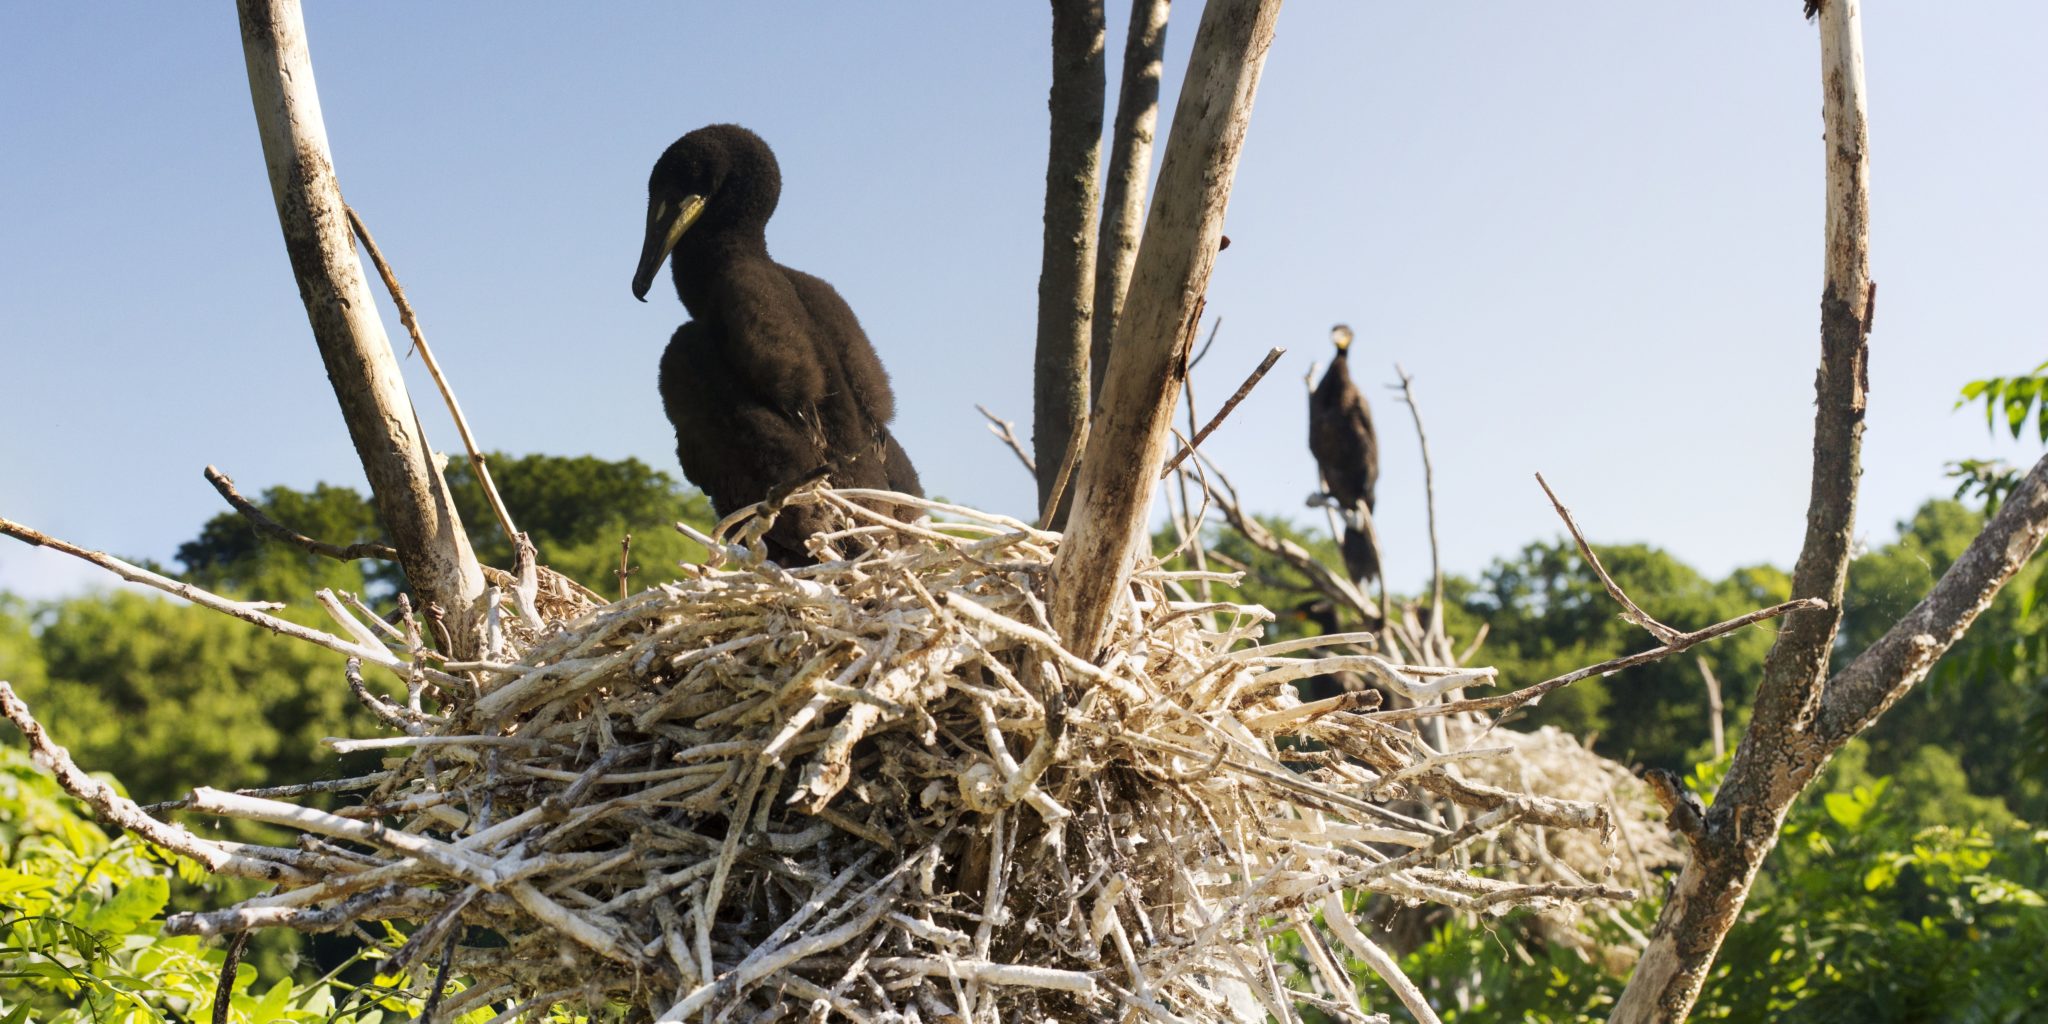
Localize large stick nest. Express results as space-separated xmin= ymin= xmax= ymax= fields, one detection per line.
xmin=157 ymin=490 xmax=1639 ymax=1022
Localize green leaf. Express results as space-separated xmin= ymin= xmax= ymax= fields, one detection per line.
xmin=0 ymin=869 xmax=55 ymax=899
xmin=1824 ymin=791 xmax=1867 ymax=829
xmin=2004 ymin=384 xmax=2035 ymax=439
xmin=253 ymin=975 xmax=294 ymax=1021
xmin=80 ymin=876 xmax=168 ymax=937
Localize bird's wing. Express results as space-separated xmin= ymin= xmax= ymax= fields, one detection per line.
xmin=782 ymin=268 xmax=897 ymax=424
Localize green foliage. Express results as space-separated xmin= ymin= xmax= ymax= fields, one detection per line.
xmin=444 ymin=452 xmax=717 ymax=596
xmin=1348 ymin=754 xmax=2048 ymax=1022
xmin=1 ymin=746 xmax=370 ymax=1022
xmin=0 ymin=747 xmax=606 ymax=1022
xmin=1947 ymin=358 xmax=2047 ymax=511
xmin=1957 ymin=358 xmax=2048 ymax=444
xmin=1704 ymin=753 xmax=2048 ymax=1022
xmin=9 ymin=592 xmax=372 ymax=806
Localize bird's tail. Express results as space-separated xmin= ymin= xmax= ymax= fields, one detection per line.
xmin=1340 ymin=525 xmax=1380 ymax=590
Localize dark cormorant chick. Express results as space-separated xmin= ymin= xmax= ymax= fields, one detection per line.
xmin=631 ymin=124 xmax=922 ymax=565
xmin=1308 ymin=324 xmax=1380 ymax=588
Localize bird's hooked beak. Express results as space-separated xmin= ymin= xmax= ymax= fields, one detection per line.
xmin=632 ymin=194 xmax=708 ymax=301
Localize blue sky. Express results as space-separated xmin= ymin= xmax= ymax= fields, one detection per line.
xmin=2 ymin=4 xmax=2042 ymax=602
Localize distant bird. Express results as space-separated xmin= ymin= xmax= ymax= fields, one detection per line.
xmin=1308 ymin=323 xmax=1379 ymax=588
xmin=632 ymin=124 xmax=921 ymax=564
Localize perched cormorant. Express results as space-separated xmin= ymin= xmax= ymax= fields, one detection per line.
xmin=631 ymin=124 xmax=922 ymax=564
xmin=1308 ymin=323 xmax=1379 ymax=588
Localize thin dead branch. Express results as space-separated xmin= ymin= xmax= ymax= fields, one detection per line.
xmin=1052 ymin=0 xmax=1283 ymax=659
xmin=238 ymin=0 xmax=486 ymax=653
xmin=1393 ymin=365 xmax=1444 ymax=639
xmin=205 ymin=465 xmax=400 ymax=563
xmin=345 ymin=205 xmax=520 ymax=551
xmin=1160 ymin=346 xmax=1284 ymax=478
xmin=1536 ymin=473 xmax=1684 ymax=645
xmin=975 ymin=404 xmax=1037 ymax=476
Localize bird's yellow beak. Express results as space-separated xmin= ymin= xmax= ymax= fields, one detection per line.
xmin=632 ymin=194 xmax=707 ymax=301
xmin=1331 ymin=324 xmax=1355 ymax=352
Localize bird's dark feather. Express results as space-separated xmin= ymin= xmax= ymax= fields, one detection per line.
xmin=641 ymin=125 xmax=921 ymax=565
xmin=1309 ymin=348 xmax=1380 ymax=586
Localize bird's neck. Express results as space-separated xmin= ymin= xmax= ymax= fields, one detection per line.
xmin=670 ymin=230 xmax=772 ymax=316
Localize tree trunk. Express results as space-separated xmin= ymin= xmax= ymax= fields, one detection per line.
xmin=1090 ymin=0 xmax=1172 ymax=406
xmin=1050 ymin=0 xmax=1283 ymax=660
xmin=237 ymin=0 xmax=486 ymax=656
xmin=1032 ymin=0 xmax=1107 ymax=526
xmin=1611 ymin=1 xmax=1868 ymax=1015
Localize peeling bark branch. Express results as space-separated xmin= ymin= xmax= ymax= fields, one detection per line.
xmin=1818 ymin=452 xmax=2048 ymax=740
xmin=237 ymin=0 xmax=486 ymax=657
xmin=0 ymin=683 xmax=316 ymax=885
xmin=1033 ymin=0 xmax=1107 ymax=526
xmin=1090 ymin=0 xmax=1171 ymax=404
xmin=1051 ymin=0 xmax=1283 ymax=659
xmin=1611 ymin=3 xmax=1878 ymax=1018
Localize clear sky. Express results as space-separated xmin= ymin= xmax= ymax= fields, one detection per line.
xmin=2 ymin=4 xmax=2042 ymax=602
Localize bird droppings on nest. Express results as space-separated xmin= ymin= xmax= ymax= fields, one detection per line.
xmin=125 ymin=488 xmax=1639 ymax=1023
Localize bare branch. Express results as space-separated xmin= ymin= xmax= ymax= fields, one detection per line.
xmin=1090 ymin=0 xmax=1171 ymax=403
xmin=1695 ymin=655 xmax=1726 ymax=760
xmin=237 ymin=0 xmax=486 ymax=655
xmin=1371 ymin=597 xmax=1825 ymax=725
xmin=1037 ymin=422 xmax=1086 ymax=533
xmin=1535 ymin=473 xmax=1685 ymax=645
xmin=0 ymin=682 xmax=315 ymax=884
xmin=1818 ymin=451 xmax=2048 ymax=740
xmin=1193 ymin=453 xmax=1377 ymax=627
xmin=205 ymin=465 xmax=399 ymax=563
xmin=1032 ymin=0 xmax=1107 ymax=525
xmin=0 ymin=514 xmax=449 ymax=684
xmin=1394 ymin=366 xmax=1445 ymax=638
xmin=346 ymin=205 xmax=521 ymax=550
xmin=1159 ymin=346 xmax=1283 ymax=478
xmin=975 ymin=405 xmax=1037 ymax=476
xmin=1613 ymin=3 xmax=1874 ymax=1016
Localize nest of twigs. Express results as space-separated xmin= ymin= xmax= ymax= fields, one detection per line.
xmin=149 ymin=488 xmax=1639 ymax=1022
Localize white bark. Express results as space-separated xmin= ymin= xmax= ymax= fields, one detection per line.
xmin=1090 ymin=0 xmax=1172 ymax=404
xmin=237 ymin=0 xmax=486 ymax=653
xmin=1050 ymin=0 xmax=1284 ymax=659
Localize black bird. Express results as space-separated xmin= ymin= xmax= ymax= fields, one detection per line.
xmin=631 ymin=124 xmax=922 ymax=564
xmin=1308 ymin=323 xmax=1379 ymax=588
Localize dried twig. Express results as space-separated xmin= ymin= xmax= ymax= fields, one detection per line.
xmin=1535 ymin=473 xmax=1684 ymax=645
xmin=974 ymin=405 xmax=1037 ymax=476
xmin=205 ymin=465 xmax=399 ymax=562
xmin=1160 ymin=345 xmax=1283 ymax=478
xmin=1393 ymin=365 xmax=1444 ymax=638
xmin=0 ymin=683 xmax=315 ymax=884
xmin=346 ymin=205 xmax=520 ymax=551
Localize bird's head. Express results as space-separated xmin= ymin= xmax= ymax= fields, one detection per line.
xmin=1330 ymin=323 xmax=1355 ymax=353
xmin=632 ymin=124 xmax=783 ymax=301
